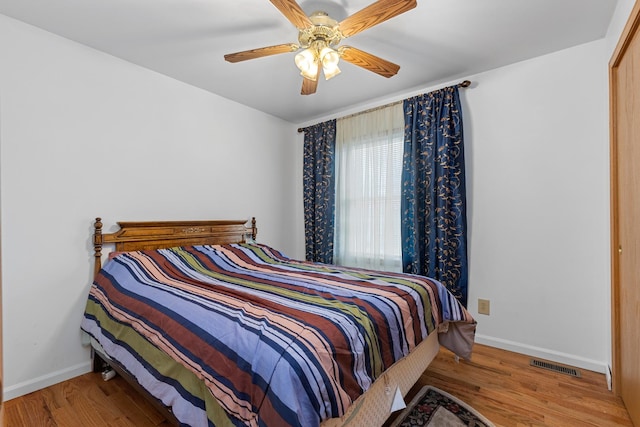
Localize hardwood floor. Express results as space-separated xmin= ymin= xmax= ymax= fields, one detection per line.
xmin=395 ymin=344 xmax=633 ymax=427
xmin=4 ymin=344 xmax=633 ymax=426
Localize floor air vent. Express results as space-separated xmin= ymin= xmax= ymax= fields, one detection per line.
xmin=530 ymin=359 xmax=581 ymax=378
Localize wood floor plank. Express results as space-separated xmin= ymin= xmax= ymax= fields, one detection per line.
xmin=11 ymin=392 xmax=56 ymax=427
xmin=4 ymin=344 xmax=633 ymax=427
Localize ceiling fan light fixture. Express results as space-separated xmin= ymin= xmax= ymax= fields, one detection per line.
xmin=295 ymin=48 xmax=319 ymax=80
xmin=320 ymin=46 xmax=341 ymax=80
xmin=320 ymin=46 xmax=339 ymax=66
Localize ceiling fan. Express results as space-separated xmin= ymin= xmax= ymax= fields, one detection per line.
xmin=224 ymin=0 xmax=417 ymax=95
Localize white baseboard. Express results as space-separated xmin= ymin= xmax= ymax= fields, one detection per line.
xmin=3 ymin=360 xmax=92 ymax=401
xmin=475 ymin=334 xmax=609 ymax=374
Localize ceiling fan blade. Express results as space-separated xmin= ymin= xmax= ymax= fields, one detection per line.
xmin=338 ymin=46 xmax=400 ymax=78
xmin=301 ymin=62 xmax=322 ymax=95
xmin=339 ymin=0 xmax=417 ymax=38
xmin=301 ymin=77 xmax=318 ymax=95
xmin=270 ymin=0 xmax=313 ymax=30
xmin=224 ymin=43 xmax=298 ymax=63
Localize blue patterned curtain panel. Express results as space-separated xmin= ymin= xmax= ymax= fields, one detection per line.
xmin=401 ymin=86 xmax=469 ymax=307
xmin=303 ymin=120 xmax=337 ymax=263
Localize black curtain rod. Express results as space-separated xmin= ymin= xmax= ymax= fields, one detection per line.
xmin=297 ymin=80 xmax=471 ymax=133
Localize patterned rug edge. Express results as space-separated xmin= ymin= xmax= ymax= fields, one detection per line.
xmin=388 ymin=385 xmax=495 ymax=427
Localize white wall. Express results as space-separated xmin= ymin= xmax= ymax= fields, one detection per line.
xmin=0 ymin=14 xmax=300 ymax=400
xmin=457 ymin=0 xmax=636 ymax=378
xmin=462 ymin=40 xmax=610 ymax=372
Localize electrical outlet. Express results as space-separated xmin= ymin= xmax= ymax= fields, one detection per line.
xmin=478 ymin=298 xmax=490 ymax=315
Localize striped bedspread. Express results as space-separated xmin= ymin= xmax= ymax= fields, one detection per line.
xmin=81 ymin=243 xmax=475 ymax=427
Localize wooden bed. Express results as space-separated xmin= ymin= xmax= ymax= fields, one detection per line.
xmin=86 ymin=217 xmax=472 ymax=427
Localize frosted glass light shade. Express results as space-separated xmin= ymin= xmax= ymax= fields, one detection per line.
xmin=320 ymin=46 xmax=341 ymax=80
xmin=323 ymin=63 xmax=341 ymax=80
xmin=295 ymin=48 xmax=319 ymax=81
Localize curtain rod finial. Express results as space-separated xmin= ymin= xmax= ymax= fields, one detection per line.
xmin=458 ymin=80 xmax=471 ymax=88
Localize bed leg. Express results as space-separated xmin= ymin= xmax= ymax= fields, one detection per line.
xmin=92 ymin=348 xmax=109 ymax=372
xmin=92 ymin=349 xmax=118 ymax=380
xmin=101 ymin=368 xmax=117 ymax=381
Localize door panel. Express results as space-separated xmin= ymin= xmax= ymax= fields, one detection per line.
xmin=611 ymin=2 xmax=640 ymax=425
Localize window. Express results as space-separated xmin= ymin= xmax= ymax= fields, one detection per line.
xmin=334 ymin=104 xmax=404 ymax=272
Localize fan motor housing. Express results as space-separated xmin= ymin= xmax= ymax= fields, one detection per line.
xmin=298 ymin=11 xmax=342 ymax=48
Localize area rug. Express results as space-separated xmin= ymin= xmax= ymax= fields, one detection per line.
xmin=389 ymin=386 xmax=495 ymax=427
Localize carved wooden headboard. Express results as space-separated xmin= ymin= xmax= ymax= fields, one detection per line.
xmin=93 ymin=217 xmax=257 ymax=277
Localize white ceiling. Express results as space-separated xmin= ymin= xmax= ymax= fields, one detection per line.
xmin=0 ymin=0 xmax=617 ymax=124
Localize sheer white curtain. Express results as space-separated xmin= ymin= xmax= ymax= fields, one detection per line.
xmin=334 ymin=103 xmax=404 ymax=272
